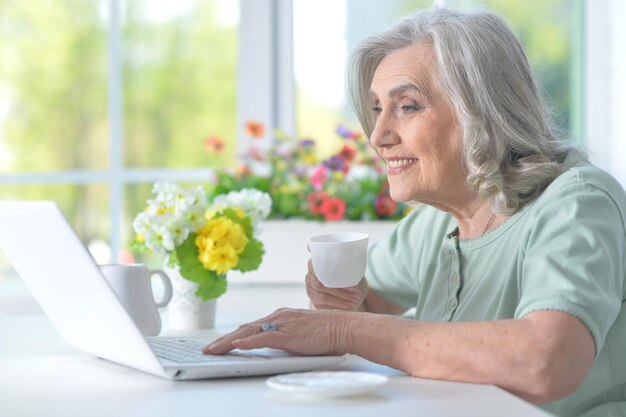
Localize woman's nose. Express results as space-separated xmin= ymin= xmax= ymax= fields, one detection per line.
xmin=369 ymin=114 xmax=400 ymax=149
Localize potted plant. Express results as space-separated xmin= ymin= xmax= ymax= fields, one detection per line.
xmin=130 ymin=182 xmax=271 ymax=329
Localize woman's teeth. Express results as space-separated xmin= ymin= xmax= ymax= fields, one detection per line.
xmin=388 ymin=159 xmax=417 ymax=168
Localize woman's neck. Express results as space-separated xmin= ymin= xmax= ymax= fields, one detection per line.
xmin=427 ymin=195 xmax=506 ymax=240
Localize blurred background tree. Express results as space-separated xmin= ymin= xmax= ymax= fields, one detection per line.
xmin=0 ymin=0 xmax=582 ymax=274
xmin=0 ymin=0 xmax=238 ymax=256
xmin=295 ymin=0 xmax=582 ymax=156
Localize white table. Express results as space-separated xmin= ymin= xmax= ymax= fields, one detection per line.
xmin=0 ymin=285 xmax=553 ymax=417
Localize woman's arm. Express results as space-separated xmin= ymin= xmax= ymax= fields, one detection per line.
xmin=204 ymin=308 xmax=594 ymax=404
xmin=343 ymin=310 xmax=595 ymax=404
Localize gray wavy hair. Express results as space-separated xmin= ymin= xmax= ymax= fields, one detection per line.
xmin=348 ymin=8 xmax=576 ymax=215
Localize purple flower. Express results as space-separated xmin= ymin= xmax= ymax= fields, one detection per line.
xmin=292 ymin=166 xmax=308 ymax=176
xmin=336 ymin=125 xmax=351 ymax=139
xmin=299 ymin=139 xmax=315 ymax=148
xmin=323 ymin=156 xmax=345 ymax=172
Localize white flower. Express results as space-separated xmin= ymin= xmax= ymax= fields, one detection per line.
xmin=211 ymin=188 xmax=272 ymax=232
xmin=166 ymin=217 xmax=191 ymax=247
xmin=132 ymin=211 xmax=152 ymax=236
xmin=185 ymin=204 xmax=208 ymax=230
xmin=143 ymin=224 xmax=175 ymax=253
xmin=132 ymin=181 xmax=210 ymax=253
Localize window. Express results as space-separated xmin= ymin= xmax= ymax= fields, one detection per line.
xmin=294 ymin=0 xmax=584 ymax=155
xmin=1 ymin=0 xmax=625 ymax=284
xmin=0 ymin=0 xmax=238 ymax=280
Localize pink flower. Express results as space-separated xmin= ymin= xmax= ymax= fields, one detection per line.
xmin=310 ymin=165 xmax=328 ymax=191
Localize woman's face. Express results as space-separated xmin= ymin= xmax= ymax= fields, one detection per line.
xmin=369 ymin=42 xmax=466 ymax=207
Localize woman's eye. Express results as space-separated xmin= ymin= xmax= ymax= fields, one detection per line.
xmin=400 ymin=104 xmax=421 ymax=112
xmin=371 ymin=106 xmax=382 ymax=114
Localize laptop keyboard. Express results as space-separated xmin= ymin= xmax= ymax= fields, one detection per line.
xmin=148 ymin=337 xmax=266 ymax=364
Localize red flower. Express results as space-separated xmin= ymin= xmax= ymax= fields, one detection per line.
xmin=307 ymin=191 xmax=328 ymax=214
xmin=204 ymin=135 xmax=225 ymax=154
xmin=375 ymin=194 xmax=397 ymax=217
xmin=339 ymin=144 xmax=357 ymax=163
xmin=320 ymin=197 xmax=346 ymax=221
xmin=348 ymin=131 xmax=361 ymax=140
xmin=245 ymin=120 xmax=265 ymax=138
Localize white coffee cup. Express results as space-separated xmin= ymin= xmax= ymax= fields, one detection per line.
xmin=99 ymin=264 xmax=173 ymax=336
xmin=308 ymin=232 xmax=369 ymax=288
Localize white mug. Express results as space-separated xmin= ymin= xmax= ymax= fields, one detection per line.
xmin=308 ymin=232 xmax=369 ymax=288
xmin=100 ymin=264 xmax=173 ymax=336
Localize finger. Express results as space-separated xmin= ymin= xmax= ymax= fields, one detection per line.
xmin=308 ymin=290 xmax=360 ymax=310
xmin=306 ymin=262 xmax=362 ymax=296
xmin=203 ymin=309 xmax=283 ymax=354
xmin=306 ymin=278 xmax=362 ymax=303
xmin=202 ymin=322 xmax=261 ymax=354
xmin=231 ymin=332 xmax=288 ymax=351
xmin=306 ymin=288 xmax=361 ymax=309
xmin=306 ymin=271 xmax=352 ymax=295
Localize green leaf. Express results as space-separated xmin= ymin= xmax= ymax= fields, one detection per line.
xmin=236 ymin=238 xmax=264 ymax=272
xmin=167 ymin=250 xmax=179 ymax=267
xmin=196 ymin=277 xmax=227 ymax=301
xmin=179 ymin=264 xmax=215 ymax=283
xmin=173 ymin=231 xmax=230 ymax=300
xmin=129 ymin=237 xmax=149 ymax=254
xmin=175 ymin=233 xmax=199 ymax=266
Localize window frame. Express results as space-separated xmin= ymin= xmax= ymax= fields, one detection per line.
xmin=1 ymin=0 xmax=623 ymax=265
xmin=584 ymin=0 xmax=626 ymax=187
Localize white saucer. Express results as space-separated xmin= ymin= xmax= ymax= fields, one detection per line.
xmin=266 ymin=371 xmax=389 ymax=398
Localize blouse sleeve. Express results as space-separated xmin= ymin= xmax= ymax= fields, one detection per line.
xmin=515 ymin=179 xmax=626 ymax=354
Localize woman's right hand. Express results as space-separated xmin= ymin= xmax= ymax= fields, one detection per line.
xmin=305 ymin=259 xmax=369 ymax=311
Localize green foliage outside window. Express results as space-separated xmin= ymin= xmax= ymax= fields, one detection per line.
xmin=0 ymin=0 xmax=238 ymax=246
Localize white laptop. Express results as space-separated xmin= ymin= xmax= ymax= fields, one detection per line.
xmin=0 ymin=201 xmax=344 ymax=380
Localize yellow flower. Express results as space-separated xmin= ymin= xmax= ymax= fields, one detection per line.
xmin=224 ymin=224 xmax=249 ymax=254
xmin=197 ymin=217 xmax=231 ymax=242
xmin=195 ymin=215 xmax=249 ymax=273
xmin=279 ymin=183 xmax=302 ymax=193
xmin=195 ymin=234 xmax=215 ymax=252
xmin=199 ymin=245 xmax=239 ymax=275
xmin=300 ymin=151 xmax=318 ymax=166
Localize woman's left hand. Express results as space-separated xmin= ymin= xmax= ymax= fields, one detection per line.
xmin=202 ymin=308 xmax=352 ymax=356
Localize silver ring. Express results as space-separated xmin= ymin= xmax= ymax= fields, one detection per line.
xmin=260 ymin=322 xmax=277 ymax=332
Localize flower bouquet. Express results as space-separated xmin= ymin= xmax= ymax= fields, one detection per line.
xmin=207 ymin=122 xmax=406 ymax=221
xmin=131 ymin=182 xmax=271 ymax=301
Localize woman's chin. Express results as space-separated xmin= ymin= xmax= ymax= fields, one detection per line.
xmin=389 ymin=190 xmax=416 ymax=203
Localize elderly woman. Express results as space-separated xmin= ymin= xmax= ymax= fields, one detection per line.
xmin=204 ymin=8 xmax=626 ymax=416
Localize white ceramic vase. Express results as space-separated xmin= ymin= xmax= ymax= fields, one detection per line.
xmin=164 ymin=264 xmax=217 ymax=331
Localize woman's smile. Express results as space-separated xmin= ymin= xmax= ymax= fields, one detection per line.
xmin=387 ymin=158 xmax=418 ymax=175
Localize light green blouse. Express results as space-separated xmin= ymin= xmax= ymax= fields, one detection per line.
xmin=366 ymin=152 xmax=626 ymax=417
